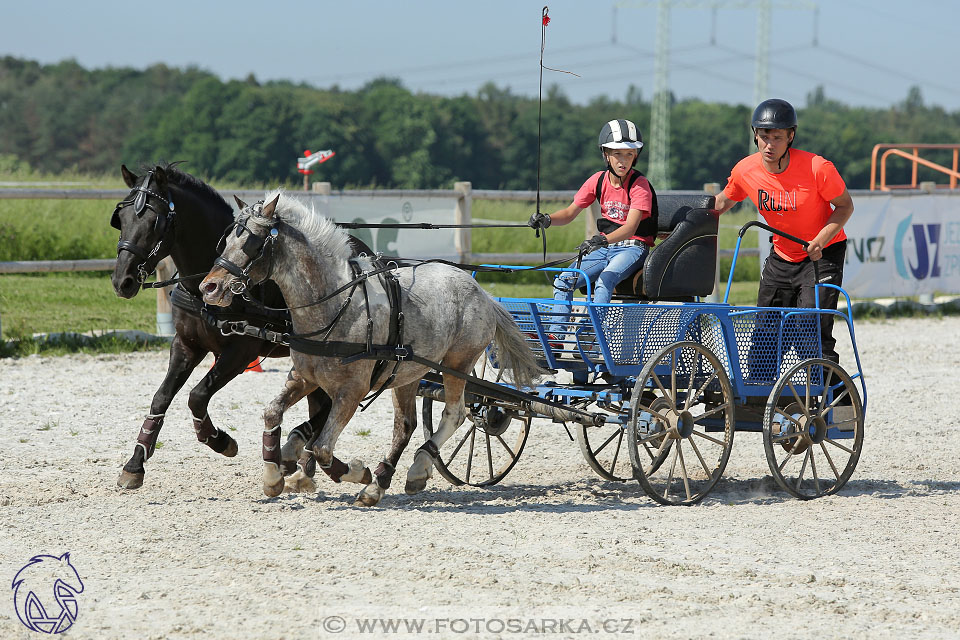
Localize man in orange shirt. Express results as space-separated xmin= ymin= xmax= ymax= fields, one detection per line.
xmin=714 ymin=99 xmax=854 ymax=363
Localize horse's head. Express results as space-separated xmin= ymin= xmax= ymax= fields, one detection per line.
xmin=109 ymin=164 xmax=177 ymax=298
xmin=201 ymin=194 xmax=281 ymax=307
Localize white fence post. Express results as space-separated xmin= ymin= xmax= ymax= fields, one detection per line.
xmin=454 ymin=181 xmax=472 ymax=262
xmin=155 ymin=257 xmax=175 ymax=336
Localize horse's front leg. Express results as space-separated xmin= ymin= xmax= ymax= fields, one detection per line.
xmin=279 ymin=375 xmax=330 ymax=476
xmin=406 ymin=370 xmax=471 ymax=495
xmin=285 ymin=428 xmax=373 ymax=494
xmin=356 ymin=382 xmax=419 ymax=507
xmin=263 ymin=373 xmax=318 ymax=497
xmin=186 ymin=344 xmax=260 ymax=459
xmin=282 ymin=369 xmax=372 ymax=494
xmin=118 ymin=335 xmax=206 ymax=489
xmin=303 ymin=386 xmax=368 ymax=495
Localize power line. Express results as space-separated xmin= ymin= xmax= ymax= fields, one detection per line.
xmin=711 ymin=42 xmax=895 ymax=104
xmin=301 ymin=42 xmax=613 ymax=85
xmin=815 ymin=43 xmax=960 ymax=97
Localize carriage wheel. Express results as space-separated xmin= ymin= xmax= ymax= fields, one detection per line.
xmin=577 ymin=397 xmax=672 ymax=482
xmin=421 ymin=397 xmax=529 ymax=487
xmin=627 ymin=341 xmax=735 ymax=505
xmin=763 ymin=358 xmax=863 ymax=499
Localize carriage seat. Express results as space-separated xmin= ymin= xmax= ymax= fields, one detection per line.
xmin=611 ymin=194 xmax=719 ymax=302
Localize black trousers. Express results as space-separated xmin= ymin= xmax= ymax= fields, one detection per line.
xmin=757 ymin=241 xmax=846 ymax=362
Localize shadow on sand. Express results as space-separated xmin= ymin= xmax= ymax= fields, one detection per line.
xmin=250 ymin=474 xmax=960 ymax=513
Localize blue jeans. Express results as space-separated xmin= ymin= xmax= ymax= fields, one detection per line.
xmin=547 ymin=243 xmax=648 ymax=335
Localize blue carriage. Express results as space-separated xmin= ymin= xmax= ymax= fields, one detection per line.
xmin=419 ymin=195 xmax=866 ymax=505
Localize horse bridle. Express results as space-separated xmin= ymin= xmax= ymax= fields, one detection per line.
xmin=213 ymin=202 xmax=279 ymax=296
xmin=111 ymin=170 xmax=177 ymax=283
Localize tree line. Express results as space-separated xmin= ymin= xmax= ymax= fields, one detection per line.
xmin=1 ymin=56 xmax=958 ymax=191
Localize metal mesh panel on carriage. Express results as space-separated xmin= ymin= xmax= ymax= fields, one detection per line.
xmin=595 ymin=305 xmax=730 ymax=373
xmin=729 ymin=309 xmax=821 ymax=385
xmin=496 ymin=298 xmax=602 ymax=361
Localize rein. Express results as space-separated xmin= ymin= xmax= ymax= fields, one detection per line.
xmin=335 ymin=222 xmax=529 ymax=230
xmin=227 ymin=253 xmax=577 ymax=316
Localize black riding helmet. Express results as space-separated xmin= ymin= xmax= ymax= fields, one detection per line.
xmin=751 ymin=98 xmax=797 ymax=168
xmin=598 ymin=119 xmax=643 ymax=168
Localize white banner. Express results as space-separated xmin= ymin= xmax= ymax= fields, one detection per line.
xmin=307 ymin=194 xmax=460 ymax=261
xmin=756 ymin=190 xmax=960 ymax=298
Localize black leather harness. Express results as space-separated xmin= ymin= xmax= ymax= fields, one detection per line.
xmin=285 ymin=259 xmax=407 ymax=409
xmin=178 ymin=249 xmax=408 ymax=406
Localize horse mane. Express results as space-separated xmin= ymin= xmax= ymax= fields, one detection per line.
xmin=141 ymin=162 xmax=231 ymax=212
xmin=251 ymin=190 xmax=353 ymax=262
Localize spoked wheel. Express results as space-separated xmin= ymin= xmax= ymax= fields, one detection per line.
xmin=627 ymin=341 xmax=735 ymax=505
xmin=421 ymin=396 xmax=529 ymax=487
xmin=763 ymin=358 xmax=864 ymax=499
xmin=577 ymin=397 xmax=671 ymax=482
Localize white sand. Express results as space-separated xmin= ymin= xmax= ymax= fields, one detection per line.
xmin=1 ymin=316 xmax=958 ymax=639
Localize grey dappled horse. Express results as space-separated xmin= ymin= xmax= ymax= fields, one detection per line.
xmin=200 ymin=193 xmax=542 ymax=506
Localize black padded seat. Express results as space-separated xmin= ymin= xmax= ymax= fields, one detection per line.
xmin=611 ymin=193 xmax=719 ymax=301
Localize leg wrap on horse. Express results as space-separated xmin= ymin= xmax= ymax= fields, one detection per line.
xmin=375 ymin=460 xmax=396 ymax=489
xmin=288 ymin=420 xmax=313 ymax=444
xmin=296 ymin=452 xmax=317 ymax=478
xmin=417 ymin=440 xmax=440 ymax=462
xmin=193 ymin=413 xmax=233 ymax=454
xmin=135 ymin=414 xmax=165 ymax=461
xmin=319 ymin=457 xmax=350 ymax=483
xmin=262 ymin=425 xmax=282 ymax=467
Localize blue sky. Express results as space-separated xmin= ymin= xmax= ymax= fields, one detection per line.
xmin=4 ymin=0 xmax=959 ymax=111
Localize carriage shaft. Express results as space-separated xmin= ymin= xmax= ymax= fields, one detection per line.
xmin=418 ymin=381 xmax=603 ymax=427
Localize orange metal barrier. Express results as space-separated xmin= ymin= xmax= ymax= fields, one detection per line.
xmin=870 ymin=143 xmax=960 ymax=190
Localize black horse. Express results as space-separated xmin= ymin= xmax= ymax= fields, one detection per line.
xmin=110 ymin=163 xmax=374 ymax=490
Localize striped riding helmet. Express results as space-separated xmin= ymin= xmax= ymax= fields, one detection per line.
xmin=598 ymin=119 xmax=644 ymax=152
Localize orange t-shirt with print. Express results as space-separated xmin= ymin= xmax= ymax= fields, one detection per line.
xmin=722 ymin=149 xmax=847 ymax=262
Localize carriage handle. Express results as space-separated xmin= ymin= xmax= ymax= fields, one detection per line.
xmin=724 ymin=220 xmax=821 ymax=304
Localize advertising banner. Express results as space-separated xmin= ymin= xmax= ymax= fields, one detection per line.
xmin=309 ymin=193 xmax=460 ymax=261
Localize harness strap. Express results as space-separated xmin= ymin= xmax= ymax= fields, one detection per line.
xmin=170 ymin=285 xmax=293 ymax=342
xmin=357 ymin=268 xmax=405 ymax=411
xmin=594 ymin=169 xmax=659 ymax=240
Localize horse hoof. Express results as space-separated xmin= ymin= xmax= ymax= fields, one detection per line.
xmin=354 ymin=484 xmax=384 ymax=506
xmin=263 ymin=480 xmax=284 ymax=498
xmin=263 ymin=462 xmax=284 ymax=497
xmin=117 ymin=470 xmax=144 ymax=490
xmin=222 ymin=439 xmax=239 ymax=458
xmin=283 ymin=471 xmax=316 ymax=494
xmin=404 ymin=478 xmax=428 ymax=495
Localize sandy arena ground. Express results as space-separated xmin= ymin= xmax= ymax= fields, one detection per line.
xmin=1 ymin=315 xmax=959 ymax=639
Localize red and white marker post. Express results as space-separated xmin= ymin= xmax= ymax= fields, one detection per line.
xmin=297 ymin=149 xmax=336 ymax=191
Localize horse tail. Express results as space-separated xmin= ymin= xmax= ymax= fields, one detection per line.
xmin=490 ymin=301 xmax=547 ymax=388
